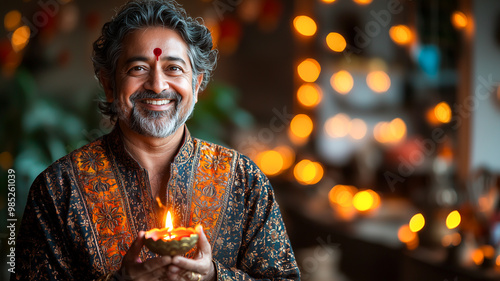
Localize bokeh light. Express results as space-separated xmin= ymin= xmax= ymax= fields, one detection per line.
xmin=11 ymin=25 xmax=30 ymax=52
xmin=352 ymin=190 xmax=379 ymax=212
xmin=409 ymin=213 xmax=425 ymax=232
xmin=390 ymin=118 xmax=406 ymax=140
xmin=349 ymin=118 xmax=367 ymax=140
xmin=434 ymin=102 xmax=452 ymax=124
xmin=256 ymin=150 xmax=284 ymax=176
xmin=442 ymin=233 xmax=461 ymax=247
xmin=446 ymin=210 xmax=461 ymax=229
xmin=329 ymin=185 xmax=357 ymax=208
xmin=297 ymin=83 xmax=322 ymax=108
xmin=293 ymin=159 xmax=324 ymax=185
xmin=205 ymin=18 xmax=221 ymax=48
xmin=389 ymin=25 xmax=412 ymax=45
xmin=472 ymin=248 xmax=484 ymax=266
xmin=353 ymin=0 xmax=373 ymax=5
xmin=398 ymin=224 xmax=417 ymax=244
xmin=366 ymin=71 xmax=391 ymax=93
xmin=326 ymin=32 xmax=346 ymax=52
xmin=451 ymin=11 xmax=468 ymax=29
xmin=290 ymin=114 xmax=314 ymax=138
xmin=330 ymin=70 xmax=353 ymax=94
xmin=293 ymin=15 xmax=317 ymax=36
xmin=274 ymin=145 xmax=295 ymax=170
xmin=4 ymin=10 xmax=22 ymax=32
xmin=374 ymin=118 xmax=407 ymax=144
xmin=481 ymin=245 xmax=495 ymax=259
xmin=325 ymin=113 xmax=351 ymax=138
xmin=297 ymin=58 xmax=321 ymax=82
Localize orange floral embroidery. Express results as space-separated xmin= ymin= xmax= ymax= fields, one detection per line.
xmin=73 ymin=142 xmax=134 ymax=271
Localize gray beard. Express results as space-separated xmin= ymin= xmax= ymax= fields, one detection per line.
xmin=116 ymin=90 xmax=195 ymax=138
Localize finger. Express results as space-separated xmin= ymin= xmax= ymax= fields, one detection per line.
xmin=128 ymin=256 xmax=172 ymax=280
xmin=142 ymin=256 xmax=172 ymax=272
xmin=170 ymin=226 xmax=212 ymax=274
xmin=196 ymin=225 xmax=211 ymax=256
xmin=171 ymin=256 xmax=204 ymax=273
xmin=123 ymin=231 xmax=146 ymax=263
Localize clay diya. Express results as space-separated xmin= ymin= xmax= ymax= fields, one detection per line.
xmin=144 ymin=211 xmax=198 ymax=256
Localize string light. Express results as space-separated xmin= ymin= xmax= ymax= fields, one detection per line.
xmin=293 ymin=15 xmax=317 ymax=36
xmin=330 ymin=70 xmax=353 ymax=94
xmin=274 ymin=145 xmax=295 ymax=170
xmin=325 ymin=113 xmax=351 ymax=138
xmin=256 ymin=150 xmax=284 ymax=176
xmin=472 ymin=249 xmax=484 ymax=266
xmin=434 ymin=102 xmax=452 ymax=124
xmin=297 ymin=58 xmax=321 ymax=82
xmin=366 ymin=70 xmax=391 ymax=93
xmin=329 ymin=185 xmax=357 ymax=207
xmin=446 ymin=210 xmax=461 ymax=229
xmin=389 ymin=25 xmax=412 ymax=45
xmin=349 ymin=118 xmax=367 ymax=140
xmin=326 ymin=32 xmax=346 ymax=52
xmin=451 ymin=11 xmax=468 ymax=29
xmin=11 ymin=25 xmax=30 ymax=52
xmin=374 ymin=118 xmax=407 ymax=144
xmin=398 ymin=224 xmax=417 ymax=244
xmin=352 ymin=190 xmax=380 ymax=212
xmin=297 ymin=83 xmax=322 ymax=108
xmin=353 ymin=0 xmax=372 ymax=5
xmin=294 ymin=159 xmax=324 ymax=185
xmin=4 ymin=10 xmax=22 ymax=32
xmin=409 ymin=213 xmax=425 ymax=232
xmin=290 ymin=114 xmax=313 ymax=138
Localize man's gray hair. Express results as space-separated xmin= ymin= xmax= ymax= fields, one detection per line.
xmin=92 ymin=0 xmax=218 ymax=121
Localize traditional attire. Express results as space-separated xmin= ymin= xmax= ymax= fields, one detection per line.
xmin=12 ymin=127 xmax=300 ymax=280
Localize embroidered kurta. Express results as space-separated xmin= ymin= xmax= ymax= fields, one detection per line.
xmin=12 ymin=128 xmax=300 ymax=280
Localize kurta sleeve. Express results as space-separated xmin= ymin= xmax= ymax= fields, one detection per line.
xmin=12 ymin=169 xmax=76 ymax=281
xmin=213 ymin=158 xmax=300 ymax=280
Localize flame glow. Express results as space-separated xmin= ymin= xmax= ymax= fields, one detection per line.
xmin=165 ymin=211 xmax=174 ymax=230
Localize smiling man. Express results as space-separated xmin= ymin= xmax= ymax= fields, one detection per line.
xmin=12 ymin=0 xmax=300 ymax=281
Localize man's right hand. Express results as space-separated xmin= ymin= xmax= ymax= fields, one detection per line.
xmin=117 ymin=231 xmax=172 ymax=281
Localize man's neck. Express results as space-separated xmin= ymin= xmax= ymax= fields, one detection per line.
xmin=118 ymin=121 xmax=185 ymax=175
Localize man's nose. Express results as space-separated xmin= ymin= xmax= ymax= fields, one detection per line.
xmin=144 ymin=68 xmax=170 ymax=94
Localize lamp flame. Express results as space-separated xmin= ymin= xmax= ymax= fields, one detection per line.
xmin=165 ymin=211 xmax=173 ymax=231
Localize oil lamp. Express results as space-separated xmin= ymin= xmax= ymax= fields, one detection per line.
xmin=144 ymin=211 xmax=198 ymax=256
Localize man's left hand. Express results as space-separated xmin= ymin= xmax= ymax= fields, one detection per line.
xmin=165 ymin=225 xmax=216 ymax=281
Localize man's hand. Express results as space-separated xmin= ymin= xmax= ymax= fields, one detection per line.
xmin=117 ymin=231 xmax=173 ymax=281
xmin=165 ymin=225 xmax=216 ymax=281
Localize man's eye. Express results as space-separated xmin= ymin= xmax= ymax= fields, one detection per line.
xmin=168 ymin=66 xmax=182 ymax=72
xmin=128 ymin=66 xmax=147 ymax=74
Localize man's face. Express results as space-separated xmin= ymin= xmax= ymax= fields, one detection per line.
xmin=106 ymin=27 xmax=202 ymax=138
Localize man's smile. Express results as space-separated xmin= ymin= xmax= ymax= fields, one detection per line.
xmin=141 ymin=99 xmax=175 ymax=106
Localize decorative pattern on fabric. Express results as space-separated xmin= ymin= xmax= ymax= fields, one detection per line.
xmin=189 ymin=139 xmax=237 ymax=247
xmin=72 ymin=140 xmax=134 ymax=271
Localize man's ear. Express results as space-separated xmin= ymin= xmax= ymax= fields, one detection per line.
xmin=194 ymin=73 xmax=204 ymax=103
xmin=99 ymin=71 xmax=114 ymax=102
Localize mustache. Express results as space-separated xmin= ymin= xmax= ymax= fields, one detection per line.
xmin=129 ymin=90 xmax=182 ymax=104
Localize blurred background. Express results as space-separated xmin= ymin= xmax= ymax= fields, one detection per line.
xmin=1 ymin=0 xmax=500 ymax=280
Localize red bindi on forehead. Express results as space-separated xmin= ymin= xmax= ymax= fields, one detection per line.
xmin=153 ymin=48 xmax=162 ymax=61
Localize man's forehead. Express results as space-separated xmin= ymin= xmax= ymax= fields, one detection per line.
xmin=121 ymin=27 xmax=189 ymax=57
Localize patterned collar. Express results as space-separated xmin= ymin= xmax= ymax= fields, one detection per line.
xmin=105 ymin=124 xmax=195 ymax=169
